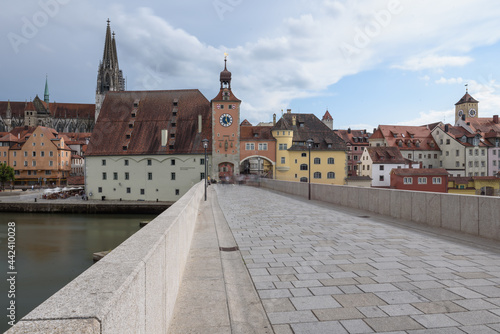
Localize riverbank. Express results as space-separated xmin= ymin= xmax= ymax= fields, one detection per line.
xmin=0 ymin=190 xmax=172 ymax=214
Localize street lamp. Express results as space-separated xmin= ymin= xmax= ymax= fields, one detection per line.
xmin=257 ymin=157 xmax=261 ymax=187
xmin=306 ymin=138 xmax=314 ymax=200
xmin=202 ymin=139 xmax=209 ymax=201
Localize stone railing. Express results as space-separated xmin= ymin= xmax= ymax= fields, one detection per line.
xmin=7 ymin=182 xmax=204 ymax=333
xmin=261 ymin=179 xmax=500 ymax=241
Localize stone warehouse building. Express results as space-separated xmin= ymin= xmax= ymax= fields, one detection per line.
xmin=85 ymin=90 xmax=211 ymax=202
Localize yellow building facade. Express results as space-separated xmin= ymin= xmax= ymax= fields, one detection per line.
xmin=273 ymin=112 xmax=347 ymax=185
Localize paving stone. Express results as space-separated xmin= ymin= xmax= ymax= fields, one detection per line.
xmin=313 ymin=307 xmax=365 ymax=321
xmin=340 ymin=319 xmax=374 ymax=333
xmin=376 ymin=291 xmax=427 ymax=304
xmin=267 ymin=311 xmax=317 ymax=324
xmin=309 ymin=286 xmax=343 ymax=296
xmin=379 ymin=304 xmax=423 ymax=316
xmin=447 ymin=310 xmax=500 ymax=326
xmin=334 ymin=293 xmax=387 ymax=307
xmin=290 ymin=321 xmax=348 ymax=334
xmin=357 ymin=306 xmax=388 ymax=318
xmin=290 ymin=288 xmax=313 ymax=297
xmin=258 ymin=289 xmax=292 ymax=299
xmin=261 ymin=298 xmax=296 ymax=313
xmin=459 ymin=324 xmax=500 ymax=334
xmin=290 ymin=295 xmax=341 ymax=310
xmin=357 ymin=283 xmax=400 ymax=293
xmin=364 ymin=316 xmax=424 ymax=332
xmin=453 ymin=298 xmax=497 ymax=311
xmin=411 ymin=313 xmax=461 ymax=328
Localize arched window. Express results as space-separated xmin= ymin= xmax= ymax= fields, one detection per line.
xmin=301 ymin=153 xmax=307 ymax=157
xmin=300 ymin=164 xmax=308 ymax=171
xmin=300 ymin=177 xmax=308 ymax=182
xmin=314 ymin=157 xmax=321 ymax=164
xmin=327 ymin=172 xmax=335 ymax=179
xmin=314 ymin=172 xmax=321 ymax=179
xmin=327 ymin=157 xmax=334 ymax=164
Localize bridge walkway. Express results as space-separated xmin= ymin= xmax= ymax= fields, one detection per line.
xmin=170 ymin=184 xmax=500 ymax=333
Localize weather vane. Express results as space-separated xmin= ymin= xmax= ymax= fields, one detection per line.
xmin=465 ymin=83 xmax=468 ymax=93
xmin=224 ymin=52 xmax=228 ymax=60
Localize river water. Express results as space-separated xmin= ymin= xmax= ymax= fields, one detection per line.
xmin=0 ymin=212 xmax=157 ymax=332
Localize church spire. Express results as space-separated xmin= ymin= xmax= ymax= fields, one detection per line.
xmin=44 ymin=75 xmax=49 ymax=103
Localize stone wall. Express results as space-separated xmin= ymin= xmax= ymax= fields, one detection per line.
xmin=0 ymin=202 xmax=170 ymax=214
xmin=261 ymin=179 xmax=500 ymax=241
xmin=7 ymin=182 xmax=204 ymax=333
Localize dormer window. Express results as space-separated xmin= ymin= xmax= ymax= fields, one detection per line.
xmin=131 ymin=113 xmax=136 ymax=118
xmin=173 ymin=99 xmax=178 ymax=107
xmin=133 ymin=100 xmax=140 ymax=108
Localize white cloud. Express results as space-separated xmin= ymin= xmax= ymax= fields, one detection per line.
xmin=397 ymin=109 xmax=454 ymax=126
xmin=435 ymin=77 xmax=464 ymax=85
xmin=394 ymin=56 xmax=473 ymax=71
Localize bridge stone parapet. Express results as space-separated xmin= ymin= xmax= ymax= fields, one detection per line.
xmin=7 ymin=181 xmax=205 ymax=334
xmin=261 ymin=179 xmax=500 ymax=241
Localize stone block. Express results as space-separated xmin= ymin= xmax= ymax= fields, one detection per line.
xmin=460 ymin=195 xmax=479 ymax=235
xmin=400 ymin=191 xmax=412 ymax=221
xmin=425 ymin=193 xmax=441 ymax=227
xmin=377 ymin=189 xmax=391 ymax=216
xmin=441 ymin=193 xmax=461 ymax=231
xmin=390 ymin=189 xmax=402 ymax=219
xmin=411 ymin=191 xmax=427 ymax=224
xmin=478 ymin=197 xmax=500 ymax=240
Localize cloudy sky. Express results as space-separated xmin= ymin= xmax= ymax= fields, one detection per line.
xmin=2 ymin=0 xmax=500 ymax=131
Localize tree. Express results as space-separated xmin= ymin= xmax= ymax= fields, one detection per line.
xmin=0 ymin=163 xmax=15 ymax=191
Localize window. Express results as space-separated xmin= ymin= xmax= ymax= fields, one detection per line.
xmin=140 ymin=189 xmax=145 ymax=195
xmin=278 ymin=143 xmax=287 ymax=150
xmin=98 ymin=187 xmax=102 ymax=193
xmin=45 ymin=171 xmax=51 ymax=175
xmin=281 ymin=157 xmax=285 ymax=164
xmin=432 ymin=177 xmax=442 ymax=184
xmin=102 ymin=159 xmax=106 ymax=166
xmin=246 ymin=143 xmax=255 ymax=150
xmin=314 ymin=157 xmax=321 ymax=164
xmin=258 ymin=143 xmax=268 ymax=150
xmin=403 ymin=177 xmax=412 ymax=184
xmin=301 ymin=153 xmax=307 ymax=157
xmin=171 ymin=159 xmax=176 ymax=166
xmin=418 ymin=177 xmax=427 ymax=184
xmin=13 ymin=161 xmax=16 ymax=167
xmin=41 ymin=151 xmax=44 ymax=157
xmin=446 ymin=151 xmax=449 ymax=156
xmin=327 ymin=172 xmax=335 ymax=179
xmin=32 ymin=161 xmax=36 ymax=167
xmin=200 ymin=172 xmax=205 ymax=180
xmin=113 ymin=172 xmax=118 ymax=180
xmin=102 ymin=172 xmax=107 ymax=180
xmin=475 ymin=149 xmax=479 ymax=156
xmin=125 ymin=172 xmax=129 ymax=180
xmin=481 ymin=161 xmax=485 ymax=167
xmin=481 ymin=149 xmax=485 ymax=156
xmin=126 ymin=187 xmax=131 ymax=193
xmin=147 ymin=159 xmax=152 ymax=166
xmin=175 ymin=189 xmax=180 ymax=195
xmin=456 ymin=161 xmax=460 ymax=167
xmin=379 ymin=165 xmax=384 ymax=171
xmin=475 ymin=161 xmax=479 ymax=167
xmin=327 ymin=157 xmax=334 ymax=164
xmin=49 ymin=151 xmax=53 ymax=157
xmin=300 ymin=177 xmax=308 ymax=182
xmin=456 ymin=150 xmax=460 ymax=156
xmin=148 ymin=172 xmax=152 ymax=180
xmin=379 ymin=175 xmax=384 ymax=182
xmin=314 ymin=172 xmax=321 ymax=179
xmin=124 ymin=159 xmax=129 ymax=166
xmin=200 ymin=158 xmax=205 ymax=165
xmin=446 ymin=139 xmax=450 ymax=145
xmin=300 ymin=164 xmax=308 ymax=171
xmin=13 ymin=152 xmax=16 ymax=157
xmin=24 ymin=151 xmax=27 ymax=157
xmin=171 ymin=172 xmax=176 ymax=180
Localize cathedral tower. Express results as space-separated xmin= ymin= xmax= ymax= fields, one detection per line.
xmin=455 ymin=85 xmax=479 ymax=124
xmin=95 ymin=19 xmax=125 ymax=122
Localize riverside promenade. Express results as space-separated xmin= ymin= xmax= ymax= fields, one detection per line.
xmin=170 ymin=184 xmax=500 ymax=334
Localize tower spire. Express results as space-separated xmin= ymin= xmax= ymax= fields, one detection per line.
xmin=44 ymin=74 xmax=50 ymax=103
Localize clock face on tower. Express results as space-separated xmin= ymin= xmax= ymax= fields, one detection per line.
xmin=219 ymin=113 xmax=233 ymax=127
xmin=469 ymin=109 xmax=476 ymax=117
xmin=458 ymin=110 xmax=464 ymax=117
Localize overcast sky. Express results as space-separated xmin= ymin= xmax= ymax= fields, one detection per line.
xmin=2 ymin=0 xmax=500 ymax=131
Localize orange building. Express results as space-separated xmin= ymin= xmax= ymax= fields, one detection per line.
xmin=0 ymin=126 xmax=72 ymax=187
xmin=239 ymin=120 xmax=276 ymax=178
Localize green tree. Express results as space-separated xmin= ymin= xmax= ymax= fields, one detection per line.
xmin=0 ymin=163 xmax=15 ymax=191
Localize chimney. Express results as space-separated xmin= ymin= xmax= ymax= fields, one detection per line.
xmin=462 ymin=114 xmax=466 ymax=121
xmin=273 ymin=113 xmax=276 ymax=126
xmin=292 ymin=116 xmax=296 ymax=126
xmin=445 ymin=124 xmax=449 ymax=132
xmin=347 ymin=128 xmax=351 ymax=134
xmin=287 ymin=109 xmax=291 ymax=114
xmin=494 ymin=115 xmax=499 ymax=124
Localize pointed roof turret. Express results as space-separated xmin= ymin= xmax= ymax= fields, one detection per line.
xmin=220 ymin=53 xmax=232 ymax=89
xmin=112 ymin=31 xmax=119 ymax=68
xmin=322 ymin=110 xmax=333 ymax=121
xmin=102 ymin=19 xmax=117 ymax=69
xmin=44 ymin=75 xmax=50 ymax=103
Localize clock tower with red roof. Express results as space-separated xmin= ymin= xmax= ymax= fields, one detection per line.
xmin=210 ymin=55 xmax=241 ymax=182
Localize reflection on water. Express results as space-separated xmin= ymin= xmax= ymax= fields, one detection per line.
xmin=0 ymin=212 xmax=157 ymax=332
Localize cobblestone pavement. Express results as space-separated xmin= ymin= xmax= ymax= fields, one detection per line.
xmin=215 ymin=185 xmax=500 ymax=334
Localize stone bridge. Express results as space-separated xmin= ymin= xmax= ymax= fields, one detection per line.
xmin=7 ymin=180 xmax=500 ymax=333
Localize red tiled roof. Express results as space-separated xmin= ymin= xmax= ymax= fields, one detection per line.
xmin=86 ymin=90 xmax=211 ymax=156
xmin=366 ymin=146 xmax=407 ymax=164
xmin=335 ymin=129 xmax=370 ymax=145
xmin=240 ymin=119 xmax=252 ymax=126
xmin=240 ymin=126 xmax=274 ymax=141
xmin=322 ymin=110 xmax=333 ymax=121
xmin=455 ymin=92 xmax=479 ymax=105
xmin=391 ymin=168 xmax=448 ymax=176
xmin=0 ymin=100 xmax=95 ymax=119
xmin=373 ymin=125 xmax=439 ymax=151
